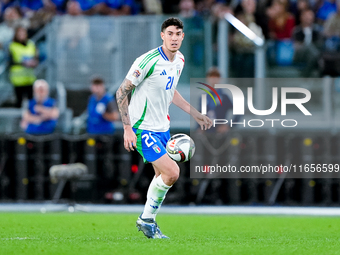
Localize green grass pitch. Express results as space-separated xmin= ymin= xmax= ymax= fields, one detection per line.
xmin=1 ymin=213 xmax=340 ymax=255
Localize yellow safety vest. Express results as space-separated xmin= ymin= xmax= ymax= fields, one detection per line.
xmin=9 ymin=40 xmax=37 ymax=86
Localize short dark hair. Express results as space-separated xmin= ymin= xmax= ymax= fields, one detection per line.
xmin=206 ymin=67 xmax=221 ymax=78
xmin=161 ymin=17 xmax=184 ymax=32
xmin=91 ymin=76 xmax=105 ymax=85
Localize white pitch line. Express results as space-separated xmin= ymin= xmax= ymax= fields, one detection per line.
xmin=2 ymin=237 xmax=39 ymax=240
xmin=1 ymin=203 xmax=340 ymax=216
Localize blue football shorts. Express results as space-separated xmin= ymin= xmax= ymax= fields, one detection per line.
xmin=132 ymin=128 xmax=170 ymax=163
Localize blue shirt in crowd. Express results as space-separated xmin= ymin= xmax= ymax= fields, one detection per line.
xmin=74 ymin=0 xmax=105 ymax=11
xmin=21 ymin=0 xmax=66 ymax=11
xmin=105 ymin=0 xmax=133 ymax=9
xmin=87 ymin=93 xmax=115 ymax=134
xmin=316 ymin=0 xmax=337 ymax=21
xmin=26 ymin=97 xmax=58 ymax=135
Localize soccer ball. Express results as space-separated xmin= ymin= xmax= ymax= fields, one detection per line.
xmin=166 ymin=134 xmax=195 ymax=162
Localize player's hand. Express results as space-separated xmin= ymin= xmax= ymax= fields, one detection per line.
xmin=194 ymin=113 xmax=213 ymax=130
xmin=123 ymin=126 xmax=137 ymax=152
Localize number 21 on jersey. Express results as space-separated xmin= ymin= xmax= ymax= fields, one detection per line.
xmin=142 ymin=132 xmax=157 ymax=147
xmin=166 ymin=76 xmax=174 ymax=90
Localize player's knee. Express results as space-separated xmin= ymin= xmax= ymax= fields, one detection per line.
xmin=166 ymin=164 xmax=180 ymax=185
xmin=168 ymin=172 xmax=179 ymax=184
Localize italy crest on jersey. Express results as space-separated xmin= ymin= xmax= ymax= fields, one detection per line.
xmin=152 ymin=144 xmax=161 ymax=153
xmin=176 ymin=64 xmax=181 ymax=76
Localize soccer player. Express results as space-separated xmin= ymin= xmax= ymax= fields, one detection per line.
xmin=116 ymin=17 xmax=212 ymax=239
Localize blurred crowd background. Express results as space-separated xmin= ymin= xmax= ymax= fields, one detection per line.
xmin=1 ymin=0 xmax=340 ymax=79
xmin=0 ymin=0 xmax=340 ymax=206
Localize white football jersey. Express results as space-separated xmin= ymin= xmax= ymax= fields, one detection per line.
xmin=126 ymin=46 xmax=185 ymax=132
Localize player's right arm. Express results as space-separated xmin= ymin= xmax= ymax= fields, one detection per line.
xmin=116 ymin=78 xmax=136 ymax=152
xmin=117 ymin=50 xmax=155 ymax=151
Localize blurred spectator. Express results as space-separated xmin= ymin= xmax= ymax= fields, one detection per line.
xmin=87 ymin=76 xmax=119 ymax=134
xmin=267 ymin=0 xmax=295 ymax=39
xmin=201 ymin=0 xmax=231 ymax=19
xmin=77 ymin=0 xmax=136 ymax=15
xmin=196 ymin=0 xmax=207 ymax=16
xmin=178 ymin=0 xmax=204 ymax=26
xmin=103 ymin=0 xmax=134 ymax=15
xmin=212 ymin=2 xmax=229 ymax=18
xmin=0 ymin=0 xmax=20 ymax=20
xmin=177 ymin=0 xmax=205 ymax=69
xmin=320 ymin=0 xmax=340 ymax=76
xmin=231 ymin=0 xmax=263 ymax=77
xmin=143 ymin=0 xmax=162 ymax=14
xmin=72 ymin=0 xmax=106 ymax=15
xmin=254 ymin=0 xmax=270 ymax=39
xmin=179 ymin=0 xmax=197 ymax=18
xmin=202 ymin=67 xmax=239 ymax=133
xmin=57 ymin=0 xmax=90 ymax=74
xmin=197 ymin=0 xmax=217 ymax=17
xmin=9 ymin=26 xmax=38 ymax=108
xmin=178 ymin=0 xmax=205 ymax=67
xmin=291 ymin=0 xmax=310 ymax=25
xmin=50 ymin=0 xmax=68 ymax=13
xmin=0 ymin=7 xmax=28 ymax=63
xmin=323 ymin=0 xmax=340 ymax=51
xmin=20 ymin=0 xmax=61 ymax=34
xmin=20 ymin=0 xmax=59 ymax=14
xmin=161 ymin=0 xmax=180 ymax=14
xmin=292 ymin=9 xmax=322 ymax=76
xmin=65 ymin=0 xmax=85 ymax=16
xmin=21 ymin=79 xmax=59 ymax=135
xmin=315 ymin=0 xmax=337 ymax=24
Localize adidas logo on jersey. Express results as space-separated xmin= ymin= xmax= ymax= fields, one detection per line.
xmin=160 ymin=70 xmax=167 ymax=75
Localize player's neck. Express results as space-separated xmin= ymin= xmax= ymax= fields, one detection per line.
xmin=161 ymin=45 xmax=177 ymax=62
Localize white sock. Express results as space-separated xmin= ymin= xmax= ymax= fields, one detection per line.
xmin=141 ymin=175 xmax=171 ymax=220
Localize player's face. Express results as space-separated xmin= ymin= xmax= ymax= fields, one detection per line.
xmin=161 ymin=26 xmax=184 ymax=53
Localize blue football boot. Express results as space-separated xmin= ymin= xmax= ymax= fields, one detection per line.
xmin=136 ymin=214 xmax=169 ymax=239
xmin=154 ymin=222 xmax=169 ymax=239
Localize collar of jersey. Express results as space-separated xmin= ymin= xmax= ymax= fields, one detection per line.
xmin=158 ymin=46 xmax=170 ymax=61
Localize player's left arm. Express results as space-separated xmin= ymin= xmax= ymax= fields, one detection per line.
xmin=172 ymin=90 xmax=212 ymax=130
